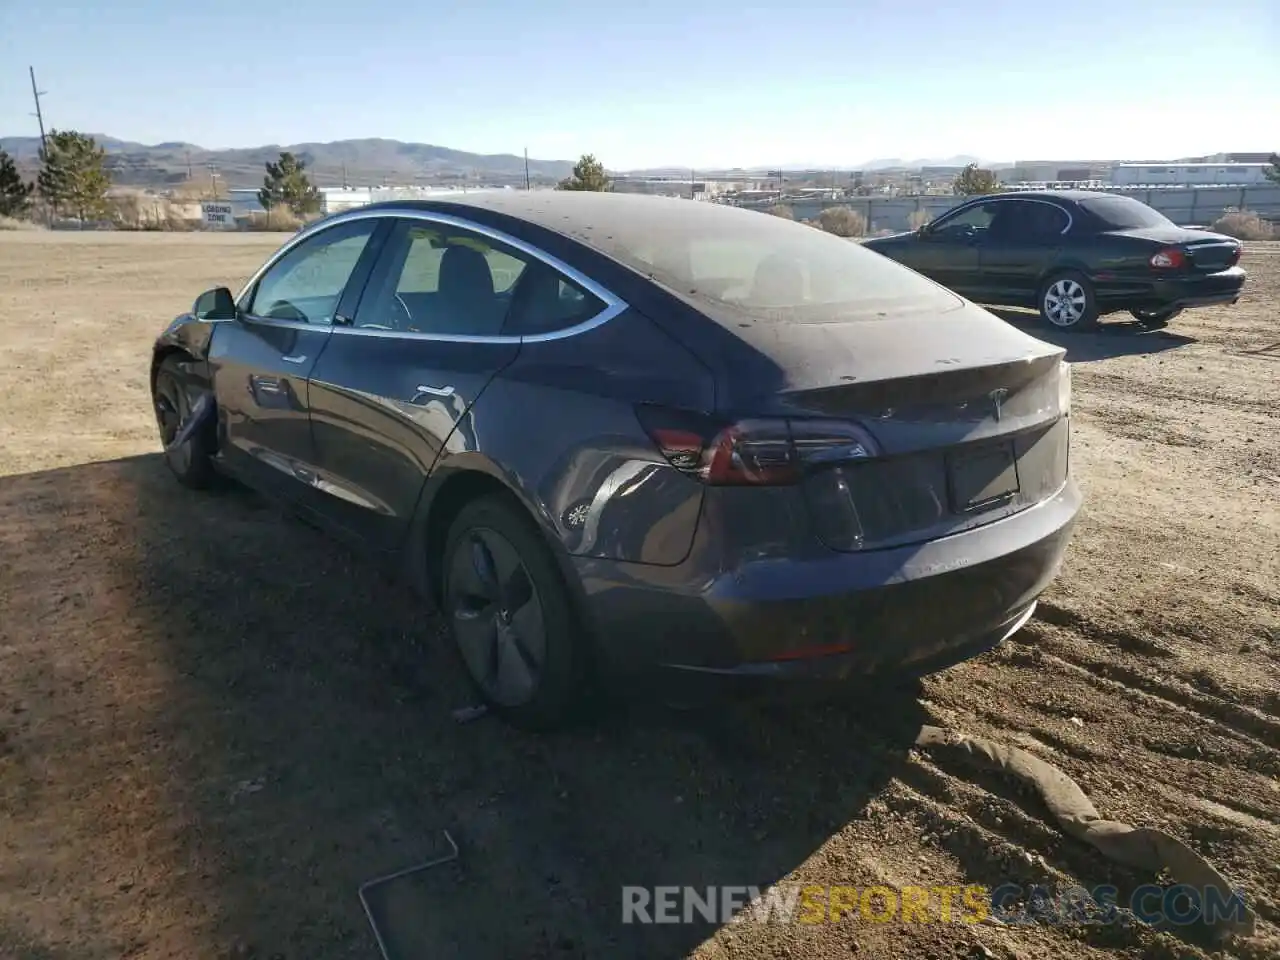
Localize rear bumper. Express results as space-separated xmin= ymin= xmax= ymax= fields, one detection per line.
xmin=573 ymin=479 xmax=1080 ymax=692
xmin=1096 ymin=267 xmax=1246 ymax=312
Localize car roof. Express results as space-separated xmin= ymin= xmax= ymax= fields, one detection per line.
xmin=966 ymin=190 xmax=1118 ymax=203
xmin=350 ymin=190 xmax=823 ymax=252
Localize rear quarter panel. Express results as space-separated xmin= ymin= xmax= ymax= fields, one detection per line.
xmin=435 ymin=308 xmax=716 ymax=566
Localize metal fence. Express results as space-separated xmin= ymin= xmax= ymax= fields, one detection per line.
xmin=752 ymin=184 xmax=1280 ymax=233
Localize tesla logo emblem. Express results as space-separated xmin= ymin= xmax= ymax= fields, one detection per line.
xmin=989 ymin=388 xmax=1009 ymax=421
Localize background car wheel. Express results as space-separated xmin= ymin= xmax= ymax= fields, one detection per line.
xmin=1131 ymin=307 xmax=1182 ymax=328
xmin=442 ymin=495 xmax=588 ymax=731
xmin=153 ymin=355 xmax=215 ymax=489
xmin=1038 ymin=272 xmax=1098 ymax=331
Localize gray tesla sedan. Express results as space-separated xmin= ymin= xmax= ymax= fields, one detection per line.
xmin=151 ymin=192 xmax=1080 ymax=729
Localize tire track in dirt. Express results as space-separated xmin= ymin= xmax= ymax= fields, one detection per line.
xmin=1005 ymin=633 xmax=1280 ymax=757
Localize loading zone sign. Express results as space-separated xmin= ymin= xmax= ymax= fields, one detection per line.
xmin=200 ymin=202 xmax=236 ymax=229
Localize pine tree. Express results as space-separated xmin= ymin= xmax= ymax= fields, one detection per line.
xmin=952 ymin=163 xmax=1000 ymax=196
xmin=0 ymin=149 xmax=34 ymax=218
xmin=556 ymin=154 xmax=610 ymax=191
xmin=36 ymin=130 xmax=111 ymax=221
xmin=259 ymin=152 xmax=321 ymax=216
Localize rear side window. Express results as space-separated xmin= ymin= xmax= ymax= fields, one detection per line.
xmin=355 ymin=222 xmax=523 ymax=336
xmin=990 ymin=201 xmax=1069 ymax=241
xmin=353 ymin=218 xmax=607 ymax=337
xmin=504 ymin=262 xmax=607 ymax=336
xmin=1079 ymin=196 xmax=1172 ymax=230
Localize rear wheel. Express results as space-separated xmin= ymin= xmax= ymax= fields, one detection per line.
xmin=441 ymin=496 xmax=587 ymax=730
xmin=1038 ymin=272 xmax=1098 ymax=331
xmin=1131 ymin=307 xmax=1182 ymax=327
xmin=153 ymin=355 xmax=215 ymax=489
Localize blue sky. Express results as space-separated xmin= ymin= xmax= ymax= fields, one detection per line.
xmin=1 ymin=0 xmax=1276 ymax=169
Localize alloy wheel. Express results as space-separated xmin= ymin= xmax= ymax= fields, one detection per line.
xmin=446 ymin=526 xmax=546 ymax=707
xmin=1043 ymin=278 xmax=1088 ymax=327
xmin=154 ymin=375 xmax=192 ymax=471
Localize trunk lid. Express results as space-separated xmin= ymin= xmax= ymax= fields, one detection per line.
xmin=707 ymin=300 xmax=1070 ymax=553
xmin=715 ymin=299 xmax=1064 ymax=447
xmin=1108 ymin=226 xmax=1242 ymax=272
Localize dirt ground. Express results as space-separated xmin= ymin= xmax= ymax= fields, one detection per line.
xmin=0 ymin=230 xmax=1277 ymax=960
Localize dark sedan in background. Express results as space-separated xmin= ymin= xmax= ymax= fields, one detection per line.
xmin=864 ymin=190 xmax=1247 ymax=330
xmin=152 ymin=193 xmax=1078 ymax=729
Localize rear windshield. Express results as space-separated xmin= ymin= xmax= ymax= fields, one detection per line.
xmin=574 ymin=203 xmax=962 ymax=320
xmin=1079 ymin=196 xmax=1173 ymax=230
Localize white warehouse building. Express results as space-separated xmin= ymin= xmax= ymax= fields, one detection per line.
xmin=1110 ymin=163 xmax=1272 ymax=187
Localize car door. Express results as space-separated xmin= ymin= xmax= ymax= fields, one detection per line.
xmin=304 ymin=215 xmax=537 ymax=551
xmin=209 ymin=217 xmax=384 ymax=503
xmin=911 ymin=201 xmax=994 ymax=296
xmin=978 ymin=200 xmax=1070 ymax=306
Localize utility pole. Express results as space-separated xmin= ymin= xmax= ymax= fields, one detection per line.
xmin=690 ymin=169 xmax=695 ymax=200
xmin=29 ymin=67 xmax=48 ymax=159
xmin=524 ymin=148 xmax=530 ymax=190
xmin=29 ymin=67 xmax=52 ymax=223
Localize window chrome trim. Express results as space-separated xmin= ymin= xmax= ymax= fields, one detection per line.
xmin=235 ymin=207 xmax=630 ymax=344
xmin=932 ymin=195 xmax=1074 ymax=236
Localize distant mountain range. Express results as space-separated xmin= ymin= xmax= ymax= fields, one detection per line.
xmin=621 ymin=155 xmax=1002 ymax=177
xmin=0 ymin=135 xmax=577 ymax=188
xmin=856 ymin=155 xmax=986 ymax=170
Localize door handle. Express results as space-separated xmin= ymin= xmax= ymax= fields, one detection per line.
xmin=281 ymin=354 xmax=308 ymax=364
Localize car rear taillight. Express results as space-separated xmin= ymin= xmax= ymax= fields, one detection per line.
xmin=1226 ymin=245 xmax=1241 ymax=266
xmin=1149 ymin=247 xmax=1187 ymax=269
xmin=635 ymin=404 xmax=878 ymax=486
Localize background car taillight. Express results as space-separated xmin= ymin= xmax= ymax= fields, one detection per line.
xmin=1149 ymin=247 xmax=1187 ymax=269
xmin=634 ymin=404 xmax=878 ymax=486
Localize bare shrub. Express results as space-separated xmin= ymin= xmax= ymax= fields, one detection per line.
xmin=1211 ymin=208 xmax=1275 ymax=241
xmin=108 ymin=193 xmax=146 ymax=229
xmin=164 ymin=211 xmax=199 ymax=232
xmin=0 ymin=215 xmax=40 ymax=231
xmin=817 ymin=206 xmax=867 ymax=238
xmin=908 ymin=209 xmax=932 ymax=231
xmin=245 ymin=207 xmax=304 ymax=232
xmin=765 ymin=204 xmax=795 ymax=220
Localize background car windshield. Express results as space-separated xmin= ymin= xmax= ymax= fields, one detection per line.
xmin=1079 ymin=196 xmax=1173 ymax=230
xmin=585 ymin=205 xmax=962 ymax=319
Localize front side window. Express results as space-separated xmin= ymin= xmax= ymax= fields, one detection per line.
xmin=247 ymin=220 xmax=378 ymax=324
xmin=931 ymin=202 xmax=998 ymax=239
xmin=355 ymin=219 xmax=605 ymax=337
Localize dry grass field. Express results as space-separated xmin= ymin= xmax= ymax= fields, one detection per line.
xmin=0 ymin=231 xmax=1278 ymax=960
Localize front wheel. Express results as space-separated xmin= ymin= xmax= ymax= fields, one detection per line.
xmin=441 ymin=496 xmax=589 ymax=730
xmin=1038 ymin=272 xmax=1099 ymax=331
xmin=1131 ymin=307 xmax=1182 ymax=327
xmin=153 ymin=355 xmax=216 ymax=488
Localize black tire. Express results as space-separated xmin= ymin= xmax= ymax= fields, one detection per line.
xmin=153 ymin=355 xmax=216 ymax=489
xmin=441 ymin=495 xmax=588 ymax=731
xmin=1037 ymin=271 xmax=1099 ymax=331
xmin=1131 ymin=307 xmax=1182 ymax=327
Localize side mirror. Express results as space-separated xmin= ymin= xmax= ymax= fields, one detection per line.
xmin=193 ymin=287 xmax=237 ymax=321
